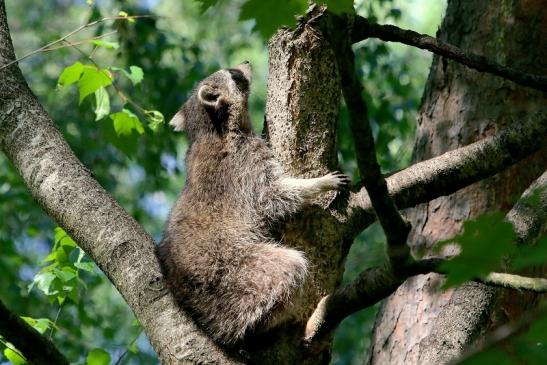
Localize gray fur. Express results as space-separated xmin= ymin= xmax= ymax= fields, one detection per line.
xmin=158 ymin=63 xmax=349 ymax=345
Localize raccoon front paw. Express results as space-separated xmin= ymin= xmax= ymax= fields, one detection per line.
xmin=322 ymin=171 xmax=351 ymax=190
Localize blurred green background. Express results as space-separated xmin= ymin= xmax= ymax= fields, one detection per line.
xmin=0 ymin=0 xmax=444 ymax=363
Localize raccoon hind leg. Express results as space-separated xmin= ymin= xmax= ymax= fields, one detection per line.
xmin=204 ymin=244 xmax=308 ymax=345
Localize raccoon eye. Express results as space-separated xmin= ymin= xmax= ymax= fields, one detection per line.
xmin=228 ymin=69 xmax=249 ymax=91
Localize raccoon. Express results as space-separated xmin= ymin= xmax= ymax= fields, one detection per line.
xmin=157 ymin=62 xmax=349 ymax=345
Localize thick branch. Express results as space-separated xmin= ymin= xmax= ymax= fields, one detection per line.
xmin=0 ymin=298 xmax=69 ymax=365
xmin=304 ymin=258 xmax=547 ymax=345
xmin=351 ymin=16 xmax=547 ymax=92
xmin=0 ymin=3 xmax=239 ymax=364
xmin=345 ymin=110 xmax=547 ymax=237
xmin=306 ymin=171 xmax=547 ymax=344
xmin=325 ymin=14 xmax=411 ymax=270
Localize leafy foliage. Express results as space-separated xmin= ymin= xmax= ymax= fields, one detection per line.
xmin=512 ymin=236 xmax=547 ymax=270
xmin=86 ymin=348 xmax=111 ymax=365
xmin=28 ymin=227 xmax=94 ymax=305
xmin=436 ymin=212 xmax=516 ymax=288
xmin=239 ymin=0 xmax=308 ymax=38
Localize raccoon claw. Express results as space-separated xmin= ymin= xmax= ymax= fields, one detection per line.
xmin=324 ymin=171 xmax=351 ymax=190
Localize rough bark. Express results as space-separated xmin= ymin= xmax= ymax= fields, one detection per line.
xmin=0 ymin=2 xmax=240 ymax=364
xmin=252 ymin=11 xmax=347 ymax=363
xmin=368 ymin=1 xmax=547 ymax=364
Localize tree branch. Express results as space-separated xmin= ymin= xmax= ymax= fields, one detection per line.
xmin=351 ymin=16 xmax=547 ymax=92
xmin=0 ymin=298 xmax=69 ymax=365
xmin=450 ymin=305 xmax=547 ymax=365
xmin=304 ymin=257 xmax=547 ymax=346
xmin=325 ymin=13 xmax=411 ymax=272
xmin=305 ymin=171 xmax=547 ymax=345
xmin=345 ymin=110 xmax=547 ymax=237
xmin=0 ymin=3 xmax=240 ymax=364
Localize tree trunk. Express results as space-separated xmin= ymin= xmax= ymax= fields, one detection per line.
xmin=368 ymin=1 xmax=547 ymax=364
xmin=245 ymin=13 xmax=349 ymax=363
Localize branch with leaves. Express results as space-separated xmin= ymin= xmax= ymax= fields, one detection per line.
xmin=0 ymin=298 xmax=69 ymax=365
xmin=0 ymin=14 xmax=153 ymax=72
xmin=350 ymin=16 xmax=547 ymax=92
xmin=305 ymin=171 xmax=547 ymax=346
xmin=0 ymin=3 xmax=240 ymax=364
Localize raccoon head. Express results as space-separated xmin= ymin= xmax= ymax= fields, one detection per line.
xmin=169 ymin=62 xmax=252 ymax=139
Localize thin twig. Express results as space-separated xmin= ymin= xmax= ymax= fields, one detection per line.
xmin=113 ymin=329 xmax=143 ymax=365
xmin=0 ymin=336 xmax=26 ymax=362
xmin=0 ymin=15 xmax=153 ymax=71
xmin=62 ymin=39 xmax=149 ymax=117
xmin=48 ymin=304 xmax=63 ymax=340
xmin=351 ymin=16 xmax=547 ymax=92
xmin=41 ymin=31 xmax=118 ymax=52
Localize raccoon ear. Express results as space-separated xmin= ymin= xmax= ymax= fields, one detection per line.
xmin=169 ymin=109 xmax=186 ymax=132
xmin=198 ymin=85 xmax=220 ymax=108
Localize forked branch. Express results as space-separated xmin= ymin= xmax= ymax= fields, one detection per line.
xmin=306 ymin=171 xmax=547 ymax=346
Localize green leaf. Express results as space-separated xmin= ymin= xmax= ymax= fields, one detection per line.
xmin=127 ymin=342 xmax=139 ymax=354
xmin=102 ymin=119 xmax=139 ymax=156
xmin=31 ymin=271 xmax=57 ymax=295
xmin=20 ymin=317 xmax=52 ymax=335
xmin=512 ymin=236 xmax=547 ymax=270
xmin=4 ymin=346 xmax=26 ymax=365
xmin=118 ymin=10 xmax=135 ymax=23
xmin=86 ymin=348 xmax=110 ymax=365
xmin=75 ymin=262 xmax=95 ymax=272
xmin=144 ymin=110 xmax=164 ymax=131
xmin=111 ymin=66 xmax=144 ymax=86
xmin=436 ymin=211 xmax=517 ymax=288
xmin=94 ymin=87 xmax=111 ymax=121
xmin=110 ymin=109 xmax=144 ymax=137
xmin=91 ymin=39 xmax=120 ymax=49
xmin=78 ymin=67 xmax=112 ymax=104
xmin=240 ymin=0 xmax=308 ymax=38
xmin=54 ymin=227 xmax=76 ymax=248
xmin=195 ymin=0 xmax=221 ymax=13
xmin=127 ymin=66 xmax=144 ymax=85
xmin=67 ymin=285 xmax=80 ymax=304
xmin=56 ymin=267 xmax=77 ymax=282
xmin=58 ymin=61 xmax=85 ymax=87
xmin=317 ymin=0 xmax=355 ymax=14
